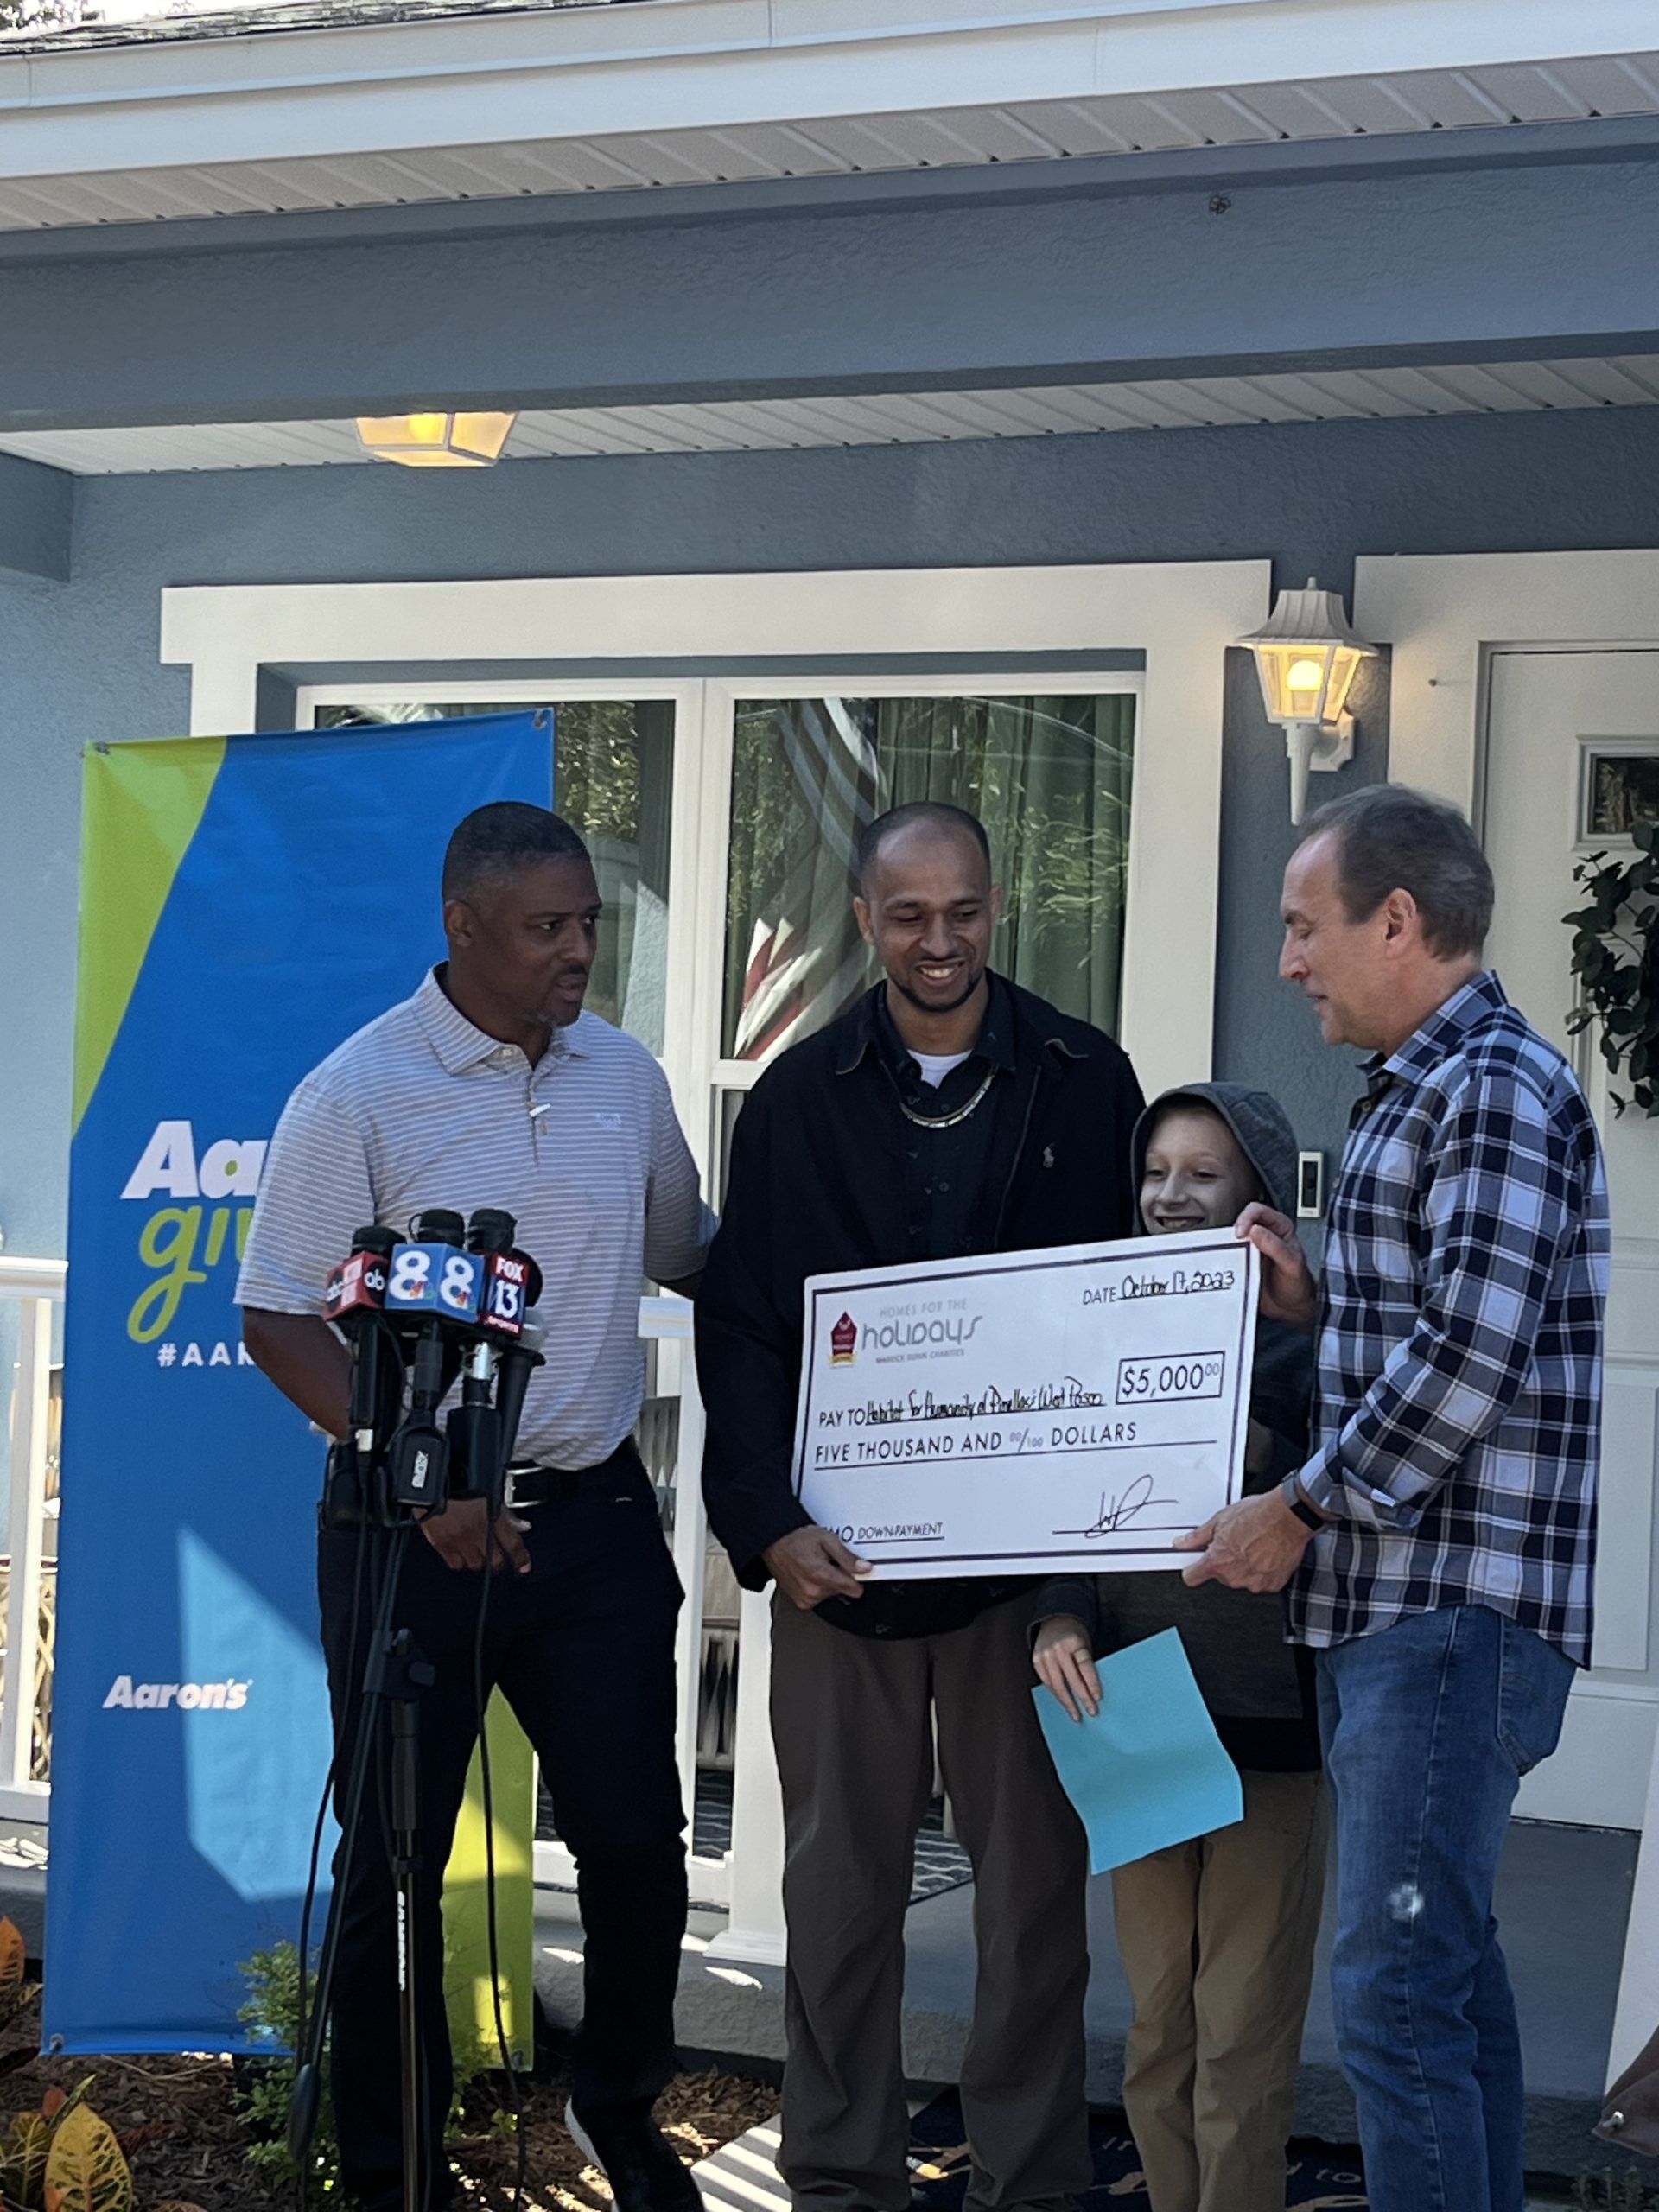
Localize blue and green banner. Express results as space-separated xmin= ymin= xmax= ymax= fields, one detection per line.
xmin=48 ymin=713 xmax=550 ymax=2055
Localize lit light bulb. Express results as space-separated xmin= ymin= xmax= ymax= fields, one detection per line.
xmin=1286 ymin=656 xmax=1325 ymax=702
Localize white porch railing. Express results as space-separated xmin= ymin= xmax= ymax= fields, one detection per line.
xmin=531 ymin=1296 xmax=785 ymax=1963
xmin=0 ymin=1263 xmax=786 ymax=1961
xmin=0 ymin=1254 xmax=62 ymax=1827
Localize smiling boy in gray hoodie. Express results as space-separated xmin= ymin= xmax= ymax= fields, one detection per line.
xmin=1032 ymin=1083 xmax=1325 ymax=2212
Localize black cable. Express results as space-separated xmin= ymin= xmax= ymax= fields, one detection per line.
xmin=293 ymin=1775 xmax=331 ymax=2212
xmin=473 ymin=1503 xmax=529 ymax=2212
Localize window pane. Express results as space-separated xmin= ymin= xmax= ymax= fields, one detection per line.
xmin=723 ymin=693 xmax=1135 ymax=1061
xmin=315 ymin=700 xmax=674 ymax=1053
xmin=1583 ymin=748 xmax=1659 ymax=838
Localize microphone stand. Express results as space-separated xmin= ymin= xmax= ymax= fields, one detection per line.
xmin=291 ymin=1501 xmax=435 ymax=2212
xmin=389 ymin=1609 xmax=432 ymax=2212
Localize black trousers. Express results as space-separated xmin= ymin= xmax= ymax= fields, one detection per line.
xmin=316 ymin=1446 xmax=688 ymax=2208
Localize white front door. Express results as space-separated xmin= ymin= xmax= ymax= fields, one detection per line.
xmin=1484 ymin=649 xmax=1659 ymax=1829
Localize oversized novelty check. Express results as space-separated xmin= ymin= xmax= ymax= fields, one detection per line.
xmin=792 ymin=1226 xmax=1260 ymax=1576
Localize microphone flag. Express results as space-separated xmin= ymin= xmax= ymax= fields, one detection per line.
xmin=385 ymin=1241 xmax=485 ymax=1327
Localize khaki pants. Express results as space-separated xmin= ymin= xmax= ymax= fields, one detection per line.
xmin=1112 ymin=1768 xmax=1329 ymax=2212
xmin=770 ymin=1594 xmax=1091 ymax=2212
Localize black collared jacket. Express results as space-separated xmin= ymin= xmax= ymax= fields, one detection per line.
xmin=696 ymin=976 xmax=1145 ymax=1617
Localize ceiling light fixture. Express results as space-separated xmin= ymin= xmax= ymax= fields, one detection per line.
xmin=354 ymin=411 xmax=518 ymax=468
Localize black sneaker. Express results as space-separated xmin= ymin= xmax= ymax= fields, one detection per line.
xmin=566 ymin=2097 xmax=702 ymax=2212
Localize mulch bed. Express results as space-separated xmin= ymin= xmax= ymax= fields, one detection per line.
xmin=0 ymin=1991 xmax=778 ymax=2212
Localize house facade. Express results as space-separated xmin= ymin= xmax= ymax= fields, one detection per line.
xmin=2 ymin=0 xmax=1658 ymax=1866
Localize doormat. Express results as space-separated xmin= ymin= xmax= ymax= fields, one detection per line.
xmin=906 ymin=2091 xmax=1369 ymax=2208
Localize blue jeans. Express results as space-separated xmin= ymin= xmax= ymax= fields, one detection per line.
xmin=1317 ymin=1605 xmax=1575 ymax=2212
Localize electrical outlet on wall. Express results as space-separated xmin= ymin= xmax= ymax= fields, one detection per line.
xmin=1296 ymin=1151 xmax=1325 ymax=1221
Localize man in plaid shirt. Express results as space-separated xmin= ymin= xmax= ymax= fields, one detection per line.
xmin=1180 ymin=784 xmax=1609 ymax=2212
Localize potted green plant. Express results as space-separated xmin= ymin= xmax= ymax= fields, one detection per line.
xmin=1565 ymin=822 xmax=1659 ymax=1116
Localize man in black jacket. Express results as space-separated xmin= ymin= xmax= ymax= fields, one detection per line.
xmin=696 ymin=802 xmax=1144 ymax=2212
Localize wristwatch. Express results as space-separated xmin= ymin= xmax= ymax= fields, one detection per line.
xmin=1280 ymin=1476 xmax=1326 ymax=1533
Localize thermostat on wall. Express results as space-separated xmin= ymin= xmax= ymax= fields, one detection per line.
xmin=1296 ymin=1151 xmax=1325 ymax=1221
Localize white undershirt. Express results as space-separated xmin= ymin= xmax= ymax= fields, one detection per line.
xmin=912 ymin=1049 xmax=973 ymax=1090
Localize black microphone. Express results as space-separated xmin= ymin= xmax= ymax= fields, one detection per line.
xmin=467 ymin=1211 xmax=539 ymax=1346
xmin=495 ymin=1307 xmax=548 ymax=1471
xmin=385 ymin=1209 xmax=469 ymax=1511
xmin=416 ymin=1208 xmax=467 ymax=1243
xmin=447 ymin=1211 xmax=518 ymax=1504
xmin=466 ymin=1207 xmax=517 ymax=1255
xmin=323 ymin=1225 xmax=399 ymax=1452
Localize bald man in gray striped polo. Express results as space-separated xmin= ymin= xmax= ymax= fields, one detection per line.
xmin=238 ymin=804 xmax=713 ymax=2212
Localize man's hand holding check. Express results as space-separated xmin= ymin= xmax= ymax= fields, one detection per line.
xmin=766 ymin=1525 xmax=874 ymax=1609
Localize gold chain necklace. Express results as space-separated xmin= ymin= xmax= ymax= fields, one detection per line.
xmin=897 ymin=1065 xmax=997 ymax=1131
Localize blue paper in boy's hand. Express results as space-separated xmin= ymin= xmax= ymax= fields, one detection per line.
xmin=1033 ymin=1627 xmax=1244 ymax=1875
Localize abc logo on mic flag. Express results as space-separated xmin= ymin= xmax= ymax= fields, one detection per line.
xmin=51 ymin=713 xmax=552 ymax=2056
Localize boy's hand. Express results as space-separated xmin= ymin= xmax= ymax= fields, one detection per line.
xmin=1033 ymin=1615 xmax=1101 ymax=1723
xmin=1235 ymin=1203 xmax=1318 ymax=1333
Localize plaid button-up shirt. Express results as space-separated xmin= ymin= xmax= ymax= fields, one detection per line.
xmin=1290 ymin=971 xmax=1609 ymax=1665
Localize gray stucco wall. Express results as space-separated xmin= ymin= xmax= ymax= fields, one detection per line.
xmin=9 ymin=396 xmax=1659 ymax=1263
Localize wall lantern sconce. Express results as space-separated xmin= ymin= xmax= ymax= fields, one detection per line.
xmin=1239 ymin=578 xmax=1379 ymax=824
xmin=354 ymin=411 xmax=518 ymax=468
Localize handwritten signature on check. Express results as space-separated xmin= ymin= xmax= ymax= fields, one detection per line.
xmin=1053 ymin=1472 xmax=1179 ymax=1538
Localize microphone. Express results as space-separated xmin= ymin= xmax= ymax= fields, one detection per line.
xmin=325 ymin=1230 xmax=402 ymax=1451
xmin=468 ymin=1210 xmax=539 ymax=1344
xmin=466 ymin=1208 xmax=516 ymax=1254
xmin=385 ymin=1210 xmax=472 ymax=1511
xmin=466 ymin=1210 xmax=533 ymax=1344
xmin=495 ymin=1308 xmax=548 ymax=1471
xmin=320 ymin=1225 xmax=398 ymax=1529
xmin=448 ymin=1210 xmax=518 ymax=1504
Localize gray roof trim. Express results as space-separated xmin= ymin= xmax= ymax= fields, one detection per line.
xmin=3 ymin=106 xmax=1659 ymax=264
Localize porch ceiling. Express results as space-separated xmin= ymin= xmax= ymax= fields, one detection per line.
xmin=3 ymin=0 xmax=1659 ymax=235
xmin=7 ymin=353 xmax=1659 ymax=472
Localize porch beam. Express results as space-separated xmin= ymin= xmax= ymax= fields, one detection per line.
xmin=3 ymin=150 xmax=1659 ymax=435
